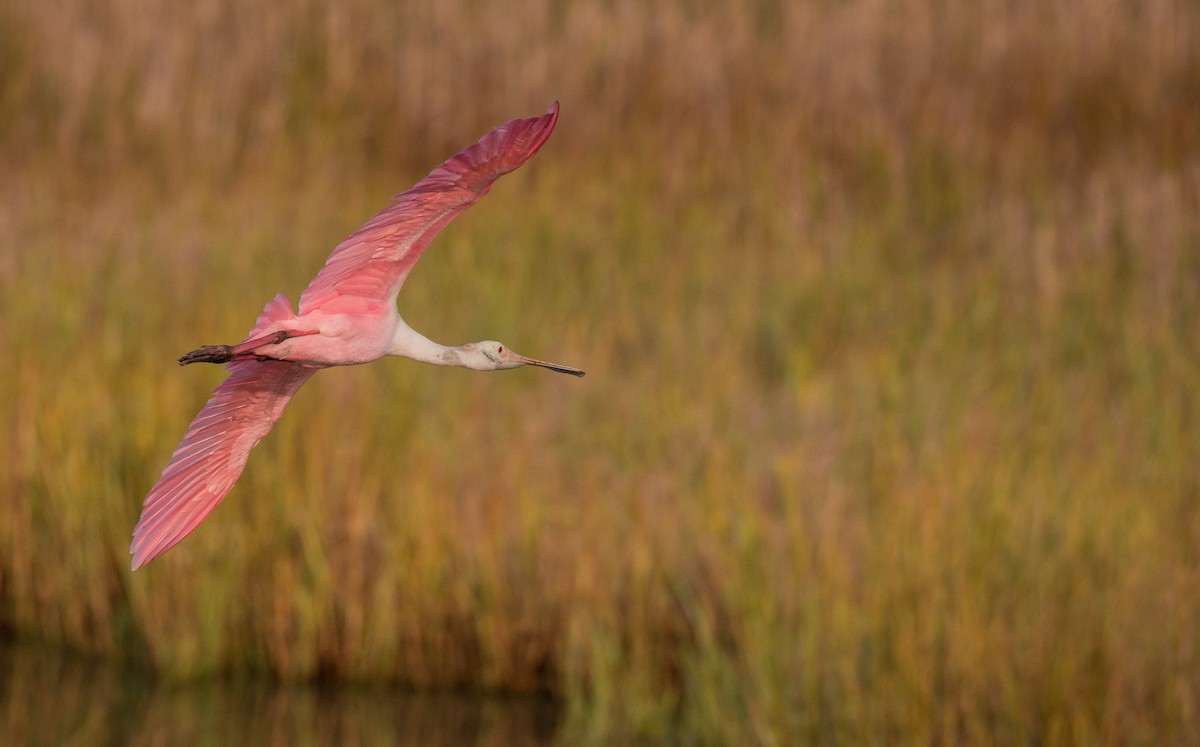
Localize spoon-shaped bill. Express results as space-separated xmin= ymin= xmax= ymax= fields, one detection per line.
xmin=514 ymin=352 xmax=585 ymax=377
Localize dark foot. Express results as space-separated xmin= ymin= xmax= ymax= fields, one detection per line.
xmin=178 ymin=330 xmax=312 ymax=366
xmin=179 ymin=345 xmax=235 ymax=365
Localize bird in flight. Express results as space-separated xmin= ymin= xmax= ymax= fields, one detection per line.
xmin=130 ymin=103 xmax=582 ymax=570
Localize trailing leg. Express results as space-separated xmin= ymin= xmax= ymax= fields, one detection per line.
xmin=178 ymin=329 xmax=318 ymax=366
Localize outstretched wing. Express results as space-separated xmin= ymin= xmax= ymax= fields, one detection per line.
xmin=297 ymin=102 xmax=559 ymax=314
xmin=130 ymin=360 xmax=316 ymax=569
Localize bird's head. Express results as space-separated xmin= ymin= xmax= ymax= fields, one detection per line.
xmin=460 ymin=341 xmax=585 ymax=377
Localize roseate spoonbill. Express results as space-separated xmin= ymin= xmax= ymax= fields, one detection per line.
xmin=130 ymin=103 xmax=582 ymax=570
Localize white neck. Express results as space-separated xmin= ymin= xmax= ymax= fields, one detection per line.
xmin=388 ymin=319 xmax=467 ymax=367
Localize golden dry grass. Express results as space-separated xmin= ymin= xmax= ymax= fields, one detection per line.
xmin=2 ymin=0 xmax=1199 ymax=742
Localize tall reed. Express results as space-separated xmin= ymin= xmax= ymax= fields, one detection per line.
xmin=2 ymin=0 xmax=1199 ymax=742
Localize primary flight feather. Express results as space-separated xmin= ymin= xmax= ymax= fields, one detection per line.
xmin=130 ymin=103 xmax=582 ymax=570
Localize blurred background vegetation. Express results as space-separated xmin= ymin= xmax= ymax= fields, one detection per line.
xmin=1 ymin=0 xmax=1199 ymax=743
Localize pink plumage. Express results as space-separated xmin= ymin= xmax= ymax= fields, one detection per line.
xmin=297 ymin=104 xmax=559 ymax=314
xmin=130 ymin=103 xmax=582 ymax=571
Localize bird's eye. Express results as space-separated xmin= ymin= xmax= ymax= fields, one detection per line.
xmin=497 ymin=345 xmax=503 ymax=353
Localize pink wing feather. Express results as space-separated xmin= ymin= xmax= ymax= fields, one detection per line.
xmin=130 ymin=360 xmax=315 ymax=569
xmin=131 ymin=105 xmax=559 ymax=569
xmin=298 ymin=102 xmax=559 ymax=313
xmin=131 ymin=295 xmax=316 ymax=569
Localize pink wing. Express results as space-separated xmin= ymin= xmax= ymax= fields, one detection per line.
xmin=130 ymin=360 xmax=316 ymax=569
xmin=297 ymin=102 xmax=559 ymax=314
xmin=131 ymin=295 xmax=315 ymax=569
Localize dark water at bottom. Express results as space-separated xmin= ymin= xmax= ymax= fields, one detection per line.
xmin=0 ymin=644 xmax=561 ymax=746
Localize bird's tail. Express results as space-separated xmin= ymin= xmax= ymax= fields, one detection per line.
xmin=247 ymin=293 xmax=296 ymax=339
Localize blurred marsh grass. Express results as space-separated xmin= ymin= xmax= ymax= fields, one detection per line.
xmin=2 ymin=0 xmax=1200 ymax=743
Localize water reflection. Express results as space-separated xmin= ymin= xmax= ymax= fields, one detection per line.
xmin=0 ymin=644 xmax=561 ymax=746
